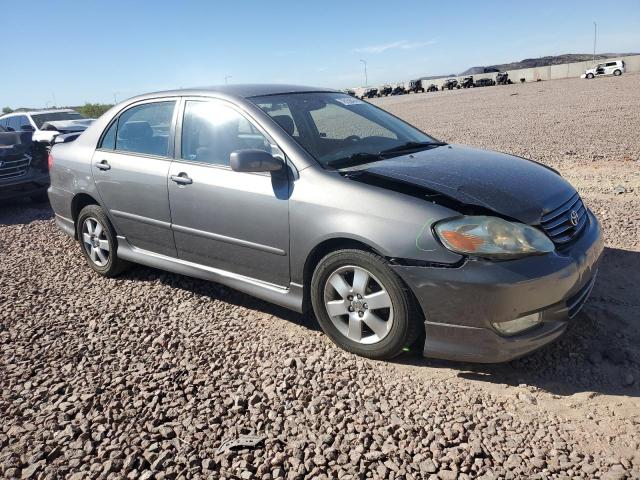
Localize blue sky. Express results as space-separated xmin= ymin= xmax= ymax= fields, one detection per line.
xmin=1 ymin=0 xmax=638 ymax=108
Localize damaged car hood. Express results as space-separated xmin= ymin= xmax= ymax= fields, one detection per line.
xmin=353 ymin=144 xmax=576 ymax=225
xmin=41 ymin=119 xmax=94 ymax=133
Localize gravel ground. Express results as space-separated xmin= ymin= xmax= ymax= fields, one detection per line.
xmin=2 ymin=74 xmax=640 ymax=479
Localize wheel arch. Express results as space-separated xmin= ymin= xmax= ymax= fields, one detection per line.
xmin=301 ymin=237 xmax=384 ymax=313
xmin=71 ymin=193 xmax=102 ymax=234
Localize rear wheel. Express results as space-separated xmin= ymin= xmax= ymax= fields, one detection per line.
xmin=76 ymin=204 xmax=129 ymax=277
xmin=613 ymin=69 xmax=622 ymax=76
xmin=311 ymin=249 xmax=420 ymax=360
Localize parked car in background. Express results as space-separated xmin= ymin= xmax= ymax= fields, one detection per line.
xmin=496 ymin=72 xmax=513 ymax=85
xmin=359 ymin=87 xmax=379 ymax=99
xmin=0 ymin=109 xmax=94 ymax=145
xmin=344 ymin=89 xmax=356 ymax=97
xmin=378 ymin=85 xmax=393 ymax=97
xmin=460 ymin=76 xmax=474 ymax=88
xmin=48 ymin=84 xmax=603 ymax=363
xmin=475 ymin=78 xmax=496 ymax=87
xmin=581 ymin=60 xmax=625 ymax=79
xmin=441 ymin=79 xmax=460 ymax=90
xmin=391 ymin=85 xmax=406 ymax=95
xmin=406 ymin=80 xmax=425 ymax=94
xmin=0 ymin=126 xmax=49 ymax=202
xmin=426 ymin=84 xmax=438 ymax=92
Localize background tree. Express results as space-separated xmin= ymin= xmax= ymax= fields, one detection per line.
xmin=2 ymin=106 xmax=13 ymax=114
xmin=76 ymin=103 xmax=113 ymax=118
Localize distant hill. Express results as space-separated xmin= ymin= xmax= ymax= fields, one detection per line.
xmin=459 ymin=53 xmax=638 ymax=76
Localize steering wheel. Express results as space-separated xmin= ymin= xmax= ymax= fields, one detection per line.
xmin=344 ymin=135 xmax=361 ymax=142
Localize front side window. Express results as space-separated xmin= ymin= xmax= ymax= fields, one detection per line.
xmin=115 ymin=101 xmax=175 ymax=157
xmin=251 ymin=92 xmax=438 ymax=169
xmin=181 ymin=101 xmax=270 ymax=166
xmin=7 ymin=116 xmax=20 ymax=131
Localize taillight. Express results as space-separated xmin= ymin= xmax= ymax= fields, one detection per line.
xmin=47 ymin=153 xmax=54 ymax=170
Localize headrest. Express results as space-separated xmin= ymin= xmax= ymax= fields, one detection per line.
xmin=271 ymin=115 xmax=295 ymax=136
xmin=119 ymin=121 xmax=152 ymax=140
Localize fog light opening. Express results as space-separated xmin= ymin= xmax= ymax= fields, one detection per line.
xmin=492 ymin=312 xmax=542 ymax=336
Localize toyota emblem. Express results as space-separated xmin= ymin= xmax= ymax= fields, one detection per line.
xmin=570 ymin=210 xmax=579 ymax=227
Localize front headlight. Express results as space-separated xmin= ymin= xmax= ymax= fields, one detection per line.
xmin=434 ymin=216 xmax=554 ymax=258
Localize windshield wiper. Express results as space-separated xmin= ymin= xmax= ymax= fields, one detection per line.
xmin=327 ymin=152 xmax=382 ymax=169
xmin=327 ymin=141 xmax=447 ymax=169
xmin=379 ymin=141 xmax=447 ymax=155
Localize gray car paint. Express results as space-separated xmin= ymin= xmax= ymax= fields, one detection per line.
xmin=48 ymin=84 xmax=603 ymax=362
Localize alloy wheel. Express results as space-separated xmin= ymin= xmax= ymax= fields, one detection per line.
xmin=82 ymin=217 xmax=110 ymax=267
xmin=323 ymin=265 xmax=394 ymax=344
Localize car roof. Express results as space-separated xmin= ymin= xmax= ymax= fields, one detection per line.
xmin=0 ymin=108 xmax=78 ymax=119
xmin=132 ymin=84 xmax=339 ymax=102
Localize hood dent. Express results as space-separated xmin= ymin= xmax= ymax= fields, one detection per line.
xmin=348 ymin=145 xmax=576 ymax=225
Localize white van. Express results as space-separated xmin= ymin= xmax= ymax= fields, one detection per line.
xmin=581 ymin=60 xmax=625 ymax=79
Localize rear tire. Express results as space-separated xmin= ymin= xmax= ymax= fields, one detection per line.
xmin=311 ymin=249 xmax=420 ymax=360
xmin=76 ymin=204 xmax=130 ymax=277
xmin=613 ymin=69 xmax=622 ymax=76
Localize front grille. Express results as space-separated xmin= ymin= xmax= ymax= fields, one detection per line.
xmin=567 ymin=272 xmax=597 ymax=319
xmin=0 ymin=154 xmax=32 ymax=180
xmin=540 ymin=192 xmax=588 ymax=245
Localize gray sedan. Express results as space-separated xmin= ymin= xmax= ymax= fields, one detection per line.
xmin=48 ymin=85 xmax=603 ymax=362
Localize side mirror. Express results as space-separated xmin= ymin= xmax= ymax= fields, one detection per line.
xmin=20 ymin=125 xmax=35 ymax=132
xmin=230 ymin=149 xmax=283 ymax=173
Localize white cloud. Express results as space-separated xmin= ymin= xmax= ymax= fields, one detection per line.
xmin=352 ymin=39 xmax=437 ymax=54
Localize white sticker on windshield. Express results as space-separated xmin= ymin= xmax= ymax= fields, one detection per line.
xmin=335 ymin=97 xmax=365 ymax=106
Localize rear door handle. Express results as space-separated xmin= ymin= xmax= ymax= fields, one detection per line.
xmin=95 ymin=160 xmax=111 ymax=171
xmin=170 ymin=173 xmax=193 ymax=185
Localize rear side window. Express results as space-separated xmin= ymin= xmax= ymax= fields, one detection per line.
xmin=100 ymin=120 xmax=117 ymax=149
xmin=181 ymin=101 xmax=270 ymax=166
xmin=114 ymin=101 xmax=175 ymax=157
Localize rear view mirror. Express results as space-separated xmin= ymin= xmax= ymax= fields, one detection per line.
xmin=230 ymin=149 xmax=283 ymax=173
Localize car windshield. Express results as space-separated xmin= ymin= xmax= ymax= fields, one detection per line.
xmin=31 ymin=111 xmax=84 ymax=129
xmin=250 ymin=92 xmax=442 ymax=169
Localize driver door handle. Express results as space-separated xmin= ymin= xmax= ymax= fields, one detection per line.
xmin=95 ymin=160 xmax=111 ymax=171
xmin=170 ymin=173 xmax=193 ymax=185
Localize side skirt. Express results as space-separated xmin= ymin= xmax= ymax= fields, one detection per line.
xmin=116 ymin=236 xmax=304 ymax=313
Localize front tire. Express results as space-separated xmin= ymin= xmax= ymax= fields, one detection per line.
xmin=76 ymin=205 xmax=129 ymax=277
xmin=586 ymin=73 xmax=594 ymax=79
xmin=311 ymin=249 xmax=420 ymax=360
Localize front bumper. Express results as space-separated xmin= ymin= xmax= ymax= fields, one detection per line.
xmin=0 ymin=170 xmax=50 ymax=200
xmin=392 ymin=210 xmax=604 ymax=363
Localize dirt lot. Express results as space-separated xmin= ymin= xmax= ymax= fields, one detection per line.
xmin=1 ymin=74 xmax=639 ymax=479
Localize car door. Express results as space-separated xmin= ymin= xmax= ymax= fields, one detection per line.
xmin=168 ymin=98 xmax=291 ymax=286
xmin=91 ymin=99 xmax=178 ymax=257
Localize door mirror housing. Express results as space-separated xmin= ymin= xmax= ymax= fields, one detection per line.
xmin=230 ymin=149 xmax=283 ymax=173
xmin=20 ymin=125 xmax=35 ymax=132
